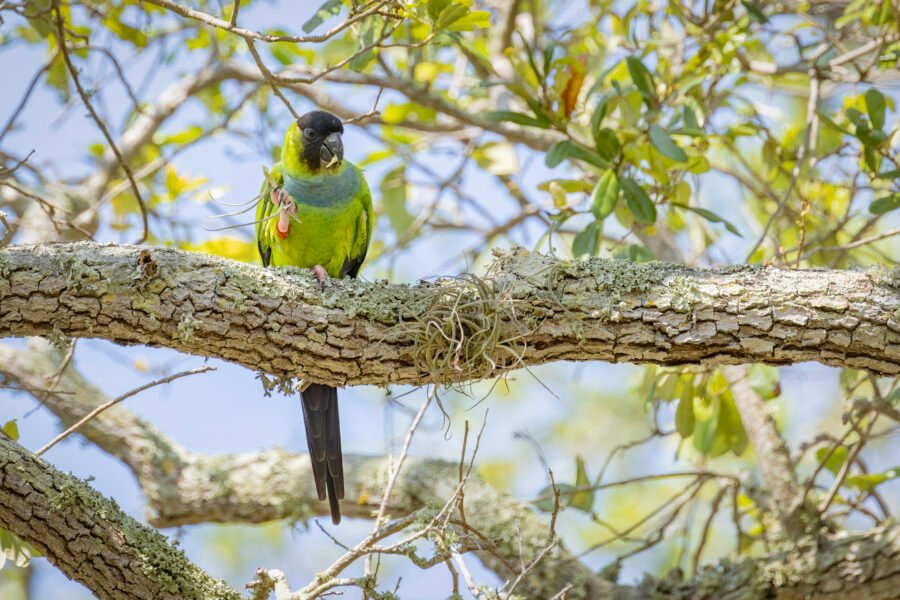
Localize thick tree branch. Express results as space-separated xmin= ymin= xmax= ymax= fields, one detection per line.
xmin=636 ymin=523 xmax=900 ymax=599
xmin=0 ymin=436 xmax=239 ymax=600
xmin=2 ymin=243 xmax=900 ymax=386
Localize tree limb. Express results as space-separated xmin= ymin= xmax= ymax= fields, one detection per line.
xmin=2 ymin=243 xmax=899 ymax=386
xmin=0 ymin=436 xmax=240 ymax=600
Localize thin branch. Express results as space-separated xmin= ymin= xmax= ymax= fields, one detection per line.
xmin=34 ymin=365 xmax=215 ymax=456
xmin=245 ymin=38 xmax=301 ymax=120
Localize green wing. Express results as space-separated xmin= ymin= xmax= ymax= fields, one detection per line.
xmin=256 ymin=163 xmax=283 ymax=267
xmin=340 ymin=170 xmax=373 ymax=279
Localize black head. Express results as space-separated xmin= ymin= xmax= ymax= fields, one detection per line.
xmin=297 ymin=111 xmax=344 ymax=172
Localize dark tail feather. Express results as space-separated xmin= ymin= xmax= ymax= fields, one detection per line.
xmin=301 ymin=383 xmax=344 ymax=524
xmin=326 ymin=472 xmax=341 ymax=524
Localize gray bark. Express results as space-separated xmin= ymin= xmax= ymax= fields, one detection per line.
xmin=0 ymin=436 xmax=239 ymax=600
xmin=1 ymin=243 xmax=899 ymax=389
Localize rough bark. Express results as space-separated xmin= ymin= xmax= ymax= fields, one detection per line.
xmin=638 ymin=524 xmax=900 ymax=600
xmin=0 ymin=436 xmax=239 ymax=600
xmin=1 ymin=243 xmax=899 ymax=388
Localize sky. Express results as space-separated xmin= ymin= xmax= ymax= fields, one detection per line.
xmin=1 ymin=2 xmax=899 ymax=599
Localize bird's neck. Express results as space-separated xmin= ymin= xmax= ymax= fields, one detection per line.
xmin=283 ymin=164 xmax=359 ymax=207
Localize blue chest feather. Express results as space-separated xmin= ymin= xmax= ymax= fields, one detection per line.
xmin=283 ymin=166 xmax=360 ymax=207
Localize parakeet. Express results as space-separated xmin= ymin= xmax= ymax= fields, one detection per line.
xmin=256 ymin=110 xmax=373 ymax=524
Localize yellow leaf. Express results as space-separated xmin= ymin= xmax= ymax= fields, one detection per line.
xmin=184 ymin=237 xmax=257 ymax=263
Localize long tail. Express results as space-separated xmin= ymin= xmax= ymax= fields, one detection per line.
xmin=300 ymin=384 xmax=344 ymax=524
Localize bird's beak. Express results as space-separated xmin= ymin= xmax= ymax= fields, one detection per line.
xmin=321 ymin=132 xmax=344 ymax=169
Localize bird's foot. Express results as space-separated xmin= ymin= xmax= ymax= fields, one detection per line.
xmin=270 ymin=187 xmax=296 ymax=239
xmin=312 ymin=265 xmax=329 ymax=291
xmin=270 ymin=187 xmax=290 ymax=209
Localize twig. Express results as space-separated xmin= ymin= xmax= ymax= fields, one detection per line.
xmin=343 ymin=88 xmax=384 ymax=125
xmin=364 ymin=386 xmax=434 ymax=578
xmin=691 ymin=485 xmax=728 ymax=574
xmin=143 ymin=0 xmax=390 ymax=44
xmin=0 ymin=51 xmax=58 ymax=145
xmin=35 ymin=365 xmax=214 ymax=456
xmin=245 ymin=38 xmax=301 ymax=120
xmin=746 ymin=67 xmax=820 ymax=261
xmin=801 ymin=227 xmax=900 ymax=259
xmin=818 ymin=417 xmax=877 ymax=514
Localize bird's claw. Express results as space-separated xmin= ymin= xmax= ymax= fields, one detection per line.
xmin=312 ymin=265 xmax=328 ymax=291
xmin=271 ymin=187 xmax=297 ymax=238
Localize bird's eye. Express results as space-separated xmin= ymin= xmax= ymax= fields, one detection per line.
xmin=304 ymin=128 xmax=315 ymax=138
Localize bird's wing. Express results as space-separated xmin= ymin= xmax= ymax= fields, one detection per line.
xmin=340 ymin=171 xmax=373 ymax=279
xmin=256 ymin=163 xmax=283 ymax=267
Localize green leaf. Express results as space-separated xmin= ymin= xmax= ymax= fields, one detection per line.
xmin=591 ymin=170 xmax=619 ymax=220
xmin=848 ymin=107 xmax=887 ymax=148
xmin=846 ymin=107 xmax=869 ymax=129
xmin=158 ymin=125 xmax=204 ymax=146
xmin=845 ymin=467 xmax=900 ymax=491
xmin=570 ymin=456 xmax=594 ymax=512
xmin=544 ymin=140 xmax=608 ymax=169
xmin=865 ymin=148 xmax=882 ymax=173
xmin=649 ymin=124 xmax=688 ymax=162
xmin=717 ymin=395 xmax=749 ymax=456
xmin=573 ymin=220 xmax=601 ymax=257
xmin=672 ymin=203 xmax=742 ymax=237
xmin=865 ymin=88 xmax=886 ymax=130
xmin=2 ymin=420 xmax=18 ymax=442
xmin=612 ymin=244 xmax=654 ymax=262
xmin=626 ymin=56 xmax=655 ymax=105
xmin=535 ymin=483 xmax=575 ymax=512
xmin=816 ymin=446 xmax=848 ymax=476
xmin=427 ymin=0 xmax=453 ymax=21
xmin=484 ymin=110 xmax=551 ymax=129
xmin=446 ymin=10 xmax=491 ymax=31
xmin=302 ymin=0 xmax=343 ymax=33
xmin=434 ymin=4 xmax=471 ymax=30
xmin=748 ymin=365 xmax=780 ymax=399
xmin=874 ymin=168 xmax=900 ymax=180
xmin=349 ymin=48 xmax=376 ymax=72
xmin=675 ymin=393 xmax=695 ymax=438
xmin=105 ymin=18 xmax=148 ymax=47
xmin=682 ymin=104 xmax=700 ymax=131
xmin=46 ymin=54 xmax=69 ymax=98
xmin=741 ymin=0 xmax=769 ymax=23
xmin=870 ymin=193 xmax=900 ymax=215
xmin=593 ymin=128 xmax=621 ymax=163
xmin=693 ymin=397 xmax=719 ymax=456
xmin=621 ymin=178 xmax=656 ymax=224
xmin=380 ymin=166 xmax=415 ymax=236
xmin=538 ymin=179 xmax=593 ymax=193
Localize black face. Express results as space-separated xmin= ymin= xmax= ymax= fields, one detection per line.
xmin=297 ymin=110 xmax=344 ymax=172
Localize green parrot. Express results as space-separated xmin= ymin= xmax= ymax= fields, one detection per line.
xmin=256 ymin=110 xmax=373 ymax=524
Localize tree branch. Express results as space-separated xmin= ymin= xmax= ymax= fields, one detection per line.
xmin=2 ymin=243 xmax=899 ymax=386
xmin=0 ymin=436 xmax=240 ymax=600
